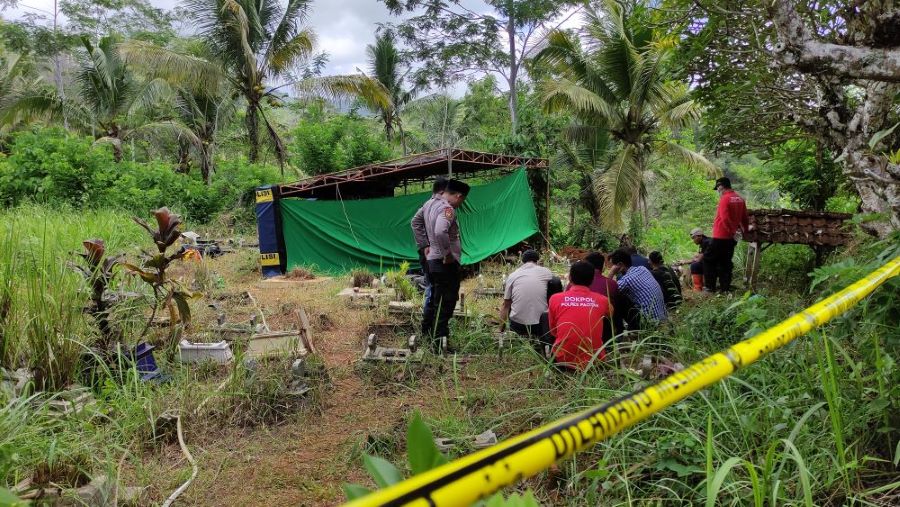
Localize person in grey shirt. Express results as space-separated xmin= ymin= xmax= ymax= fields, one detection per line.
xmin=499 ymin=250 xmax=554 ymax=343
xmin=421 ymin=179 xmax=470 ymax=350
xmin=410 ymin=177 xmax=448 ymax=307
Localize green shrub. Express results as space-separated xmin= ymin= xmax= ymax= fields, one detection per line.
xmin=291 ymin=115 xmax=393 ymax=175
xmin=0 ymin=128 xmax=282 ymax=223
xmin=0 ymin=128 xmax=113 ymax=207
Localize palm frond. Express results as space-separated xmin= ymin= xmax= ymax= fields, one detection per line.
xmin=561 ymin=124 xmax=610 ymax=159
xmin=297 ymin=74 xmax=391 ymax=111
xmin=540 ymin=78 xmax=621 ymax=126
xmin=268 ymin=30 xmax=315 ymax=77
xmin=532 ymin=30 xmax=582 ymax=78
xmin=221 ymin=0 xmax=259 ymax=85
xmin=127 ymin=78 xmax=175 ymax=119
xmin=656 ymin=140 xmax=721 ymax=177
xmin=126 ymin=120 xmax=203 ymax=148
xmin=368 ymin=30 xmax=401 ymax=92
xmin=655 ymin=84 xmax=701 ymax=129
xmin=0 ymin=89 xmax=64 ymax=127
xmin=118 ymin=40 xmax=228 ymax=93
xmin=258 ymin=106 xmax=287 ymax=173
xmin=268 ymin=0 xmax=312 ymax=56
xmin=592 ymin=2 xmax=638 ymax=99
xmin=597 ymin=144 xmax=644 ymax=230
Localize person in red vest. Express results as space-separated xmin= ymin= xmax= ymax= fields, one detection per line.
xmin=705 ymin=177 xmax=749 ymax=292
xmin=548 ymin=261 xmax=613 ymax=369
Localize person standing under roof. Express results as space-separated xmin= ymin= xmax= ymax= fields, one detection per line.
xmin=421 ymin=178 xmax=470 ymax=351
xmin=548 ymin=261 xmax=613 ymax=369
xmin=705 ymin=177 xmax=749 ymax=292
xmin=499 ymin=250 xmax=554 ymax=349
xmin=608 ymin=249 xmax=667 ymax=330
xmin=410 ymin=176 xmax=448 ymax=307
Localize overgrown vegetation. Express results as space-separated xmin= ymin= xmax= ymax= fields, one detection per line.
xmin=0 ymin=0 xmax=897 ymax=504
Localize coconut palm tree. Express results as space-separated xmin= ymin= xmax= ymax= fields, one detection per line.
xmin=0 ymin=35 xmax=171 ymax=162
xmin=535 ymin=0 xmax=719 ymax=228
xmin=403 ymin=93 xmax=469 ymax=151
xmin=122 ymin=37 xmax=235 ymax=183
xmin=168 ymin=88 xmax=235 ymax=183
xmin=122 ymin=0 xmax=389 ymax=170
xmin=188 ymin=0 xmax=390 ymax=165
xmin=0 ymin=50 xmax=44 ymax=133
xmin=366 ymin=30 xmax=416 ymax=153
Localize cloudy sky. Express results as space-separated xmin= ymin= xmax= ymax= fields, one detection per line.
xmin=7 ymin=0 xmax=580 ymax=93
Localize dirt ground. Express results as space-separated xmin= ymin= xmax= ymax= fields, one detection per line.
xmin=133 ymin=252 xmax=537 ymax=506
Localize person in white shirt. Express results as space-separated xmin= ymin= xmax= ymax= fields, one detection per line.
xmin=499 ymin=250 xmax=554 ymax=345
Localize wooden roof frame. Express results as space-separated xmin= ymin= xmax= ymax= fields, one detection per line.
xmin=278 ymin=148 xmax=549 ymax=198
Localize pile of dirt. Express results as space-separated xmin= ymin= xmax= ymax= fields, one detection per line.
xmin=558 ymin=246 xmax=590 ymax=260
xmin=285 ymin=267 xmax=316 ymax=280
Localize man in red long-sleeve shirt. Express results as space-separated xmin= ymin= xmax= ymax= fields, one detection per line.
xmin=705 ymin=177 xmax=749 ymax=292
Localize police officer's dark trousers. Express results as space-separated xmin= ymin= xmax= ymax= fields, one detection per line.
xmin=422 ymin=260 xmax=460 ymax=346
xmin=703 ymin=238 xmax=737 ymax=291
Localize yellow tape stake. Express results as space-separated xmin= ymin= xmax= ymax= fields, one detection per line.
xmin=344 ymin=255 xmax=900 ymax=507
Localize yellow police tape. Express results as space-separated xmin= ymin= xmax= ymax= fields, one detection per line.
xmin=343 ymin=255 xmax=900 ymax=507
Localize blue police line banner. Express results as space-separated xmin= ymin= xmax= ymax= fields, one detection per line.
xmin=255 ymin=186 xmax=282 ymax=278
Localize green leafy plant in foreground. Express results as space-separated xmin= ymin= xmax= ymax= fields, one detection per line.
xmin=386 ymin=261 xmax=417 ymax=301
xmin=0 ymin=486 xmax=26 ymax=506
xmin=122 ymin=207 xmax=196 ymax=345
xmin=343 ymin=411 xmax=537 ymax=506
xmin=70 ymin=239 xmax=123 ymax=350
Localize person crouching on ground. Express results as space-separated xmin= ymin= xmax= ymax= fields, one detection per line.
xmin=686 ymin=227 xmax=712 ymax=291
xmin=607 ymin=249 xmax=667 ymax=331
xmin=548 ymin=261 xmax=613 ymax=370
xmin=649 ymin=251 xmax=683 ymax=308
xmin=499 ymin=249 xmax=554 ymax=350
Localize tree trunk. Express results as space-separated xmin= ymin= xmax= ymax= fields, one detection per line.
xmin=246 ymin=101 xmax=260 ymax=163
xmin=112 ymin=142 xmax=122 ymax=163
xmin=768 ymin=1 xmax=900 ymax=236
xmin=398 ymin=119 xmax=408 ymax=155
xmin=384 ymin=109 xmax=394 ymax=141
xmin=809 ymin=80 xmax=900 ymax=236
xmin=176 ymin=140 xmax=191 ymax=174
xmin=200 ymin=143 xmax=212 ymax=184
xmin=506 ymin=17 xmax=519 ymax=136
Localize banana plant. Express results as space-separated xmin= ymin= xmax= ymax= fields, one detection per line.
xmin=70 ymin=238 xmax=124 ymax=349
xmin=122 ymin=208 xmax=196 ymax=339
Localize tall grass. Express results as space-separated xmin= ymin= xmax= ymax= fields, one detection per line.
xmin=1 ymin=205 xmax=144 ymax=388
xmin=422 ymin=264 xmax=899 ymax=505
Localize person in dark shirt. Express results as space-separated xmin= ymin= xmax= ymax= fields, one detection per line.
xmin=649 ymin=251 xmax=683 ymax=308
xmin=625 ymin=245 xmax=651 ymax=269
xmin=582 ymin=253 xmax=618 ymax=301
xmin=687 ymin=228 xmax=713 ymax=291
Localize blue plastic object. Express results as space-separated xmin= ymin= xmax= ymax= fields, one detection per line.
xmin=132 ymin=342 xmax=163 ymax=382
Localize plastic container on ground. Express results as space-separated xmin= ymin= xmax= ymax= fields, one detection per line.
xmin=178 ymin=340 xmax=234 ymax=364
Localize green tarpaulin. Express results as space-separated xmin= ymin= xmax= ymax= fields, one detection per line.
xmin=280 ymin=169 xmax=538 ymax=274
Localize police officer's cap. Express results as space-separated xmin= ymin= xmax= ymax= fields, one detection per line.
xmin=446 ymin=179 xmax=470 ymax=196
xmin=713 ymin=177 xmax=731 ymax=190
